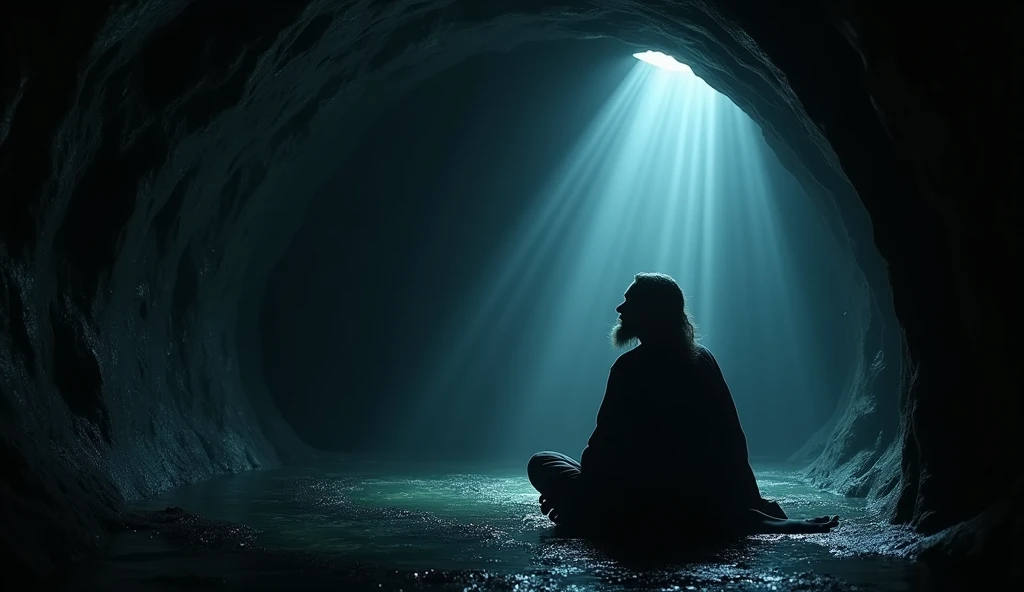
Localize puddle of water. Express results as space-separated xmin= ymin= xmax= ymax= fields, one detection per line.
xmin=85 ymin=459 xmax=927 ymax=591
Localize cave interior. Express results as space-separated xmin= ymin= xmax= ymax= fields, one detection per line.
xmin=0 ymin=1 xmax=1018 ymax=590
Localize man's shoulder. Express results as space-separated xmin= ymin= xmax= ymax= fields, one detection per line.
xmin=693 ymin=343 xmax=716 ymax=363
xmin=693 ymin=344 xmax=727 ymax=376
xmin=611 ymin=347 xmax=642 ymax=370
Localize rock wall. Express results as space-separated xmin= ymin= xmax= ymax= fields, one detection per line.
xmin=0 ymin=0 xmax=1014 ymax=580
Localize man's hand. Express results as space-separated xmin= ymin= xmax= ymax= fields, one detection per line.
xmin=539 ymin=495 xmax=564 ymax=524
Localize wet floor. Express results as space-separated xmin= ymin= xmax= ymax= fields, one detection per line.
xmin=81 ymin=458 xmax=935 ymax=591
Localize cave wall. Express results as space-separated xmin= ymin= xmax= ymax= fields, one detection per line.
xmin=722 ymin=2 xmax=1018 ymax=536
xmin=0 ymin=0 xmax=1014 ymax=580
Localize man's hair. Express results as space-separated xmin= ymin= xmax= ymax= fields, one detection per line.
xmin=632 ymin=272 xmax=700 ymax=354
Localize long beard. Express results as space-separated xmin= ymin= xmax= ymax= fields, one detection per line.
xmin=609 ymin=320 xmax=639 ymax=349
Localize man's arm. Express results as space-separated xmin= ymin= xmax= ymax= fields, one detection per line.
xmin=706 ymin=353 xmax=763 ymax=505
xmin=580 ymin=361 xmax=625 ymax=471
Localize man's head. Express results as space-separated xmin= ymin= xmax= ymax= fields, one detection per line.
xmin=610 ymin=272 xmax=698 ymax=351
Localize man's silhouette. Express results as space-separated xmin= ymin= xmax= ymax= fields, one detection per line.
xmin=528 ymin=273 xmax=839 ymax=538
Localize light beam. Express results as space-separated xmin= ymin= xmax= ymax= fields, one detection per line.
xmin=398 ymin=53 xmax=847 ymax=462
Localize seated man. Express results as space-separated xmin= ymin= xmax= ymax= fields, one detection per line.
xmin=527 ymin=272 xmax=839 ymax=538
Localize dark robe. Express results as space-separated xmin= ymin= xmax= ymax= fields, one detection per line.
xmin=580 ymin=342 xmax=763 ymax=520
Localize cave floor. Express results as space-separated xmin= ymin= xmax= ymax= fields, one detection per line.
xmin=79 ymin=459 xmax=931 ymax=591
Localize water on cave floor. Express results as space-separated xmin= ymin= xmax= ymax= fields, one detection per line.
xmin=86 ymin=460 xmax=927 ymax=591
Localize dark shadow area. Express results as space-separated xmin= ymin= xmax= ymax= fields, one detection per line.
xmin=259 ymin=40 xmax=642 ymax=453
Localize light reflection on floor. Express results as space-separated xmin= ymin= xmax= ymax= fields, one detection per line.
xmin=85 ymin=460 xmax=925 ymax=591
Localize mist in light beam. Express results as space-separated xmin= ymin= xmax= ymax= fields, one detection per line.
xmin=398 ymin=55 xmax=850 ymax=460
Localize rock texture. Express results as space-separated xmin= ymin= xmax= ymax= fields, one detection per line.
xmin=0 ymin=0 xmax=1015 ymax=583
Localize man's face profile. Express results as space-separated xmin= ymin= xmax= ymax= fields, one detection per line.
xmin=611 ymin=282 xmax=641 ymax=348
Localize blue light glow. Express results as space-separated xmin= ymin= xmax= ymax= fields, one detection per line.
xmin=400 ymin=53 xmax=844 ymax=459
